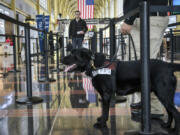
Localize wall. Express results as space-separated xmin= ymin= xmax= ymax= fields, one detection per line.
xmin=16 ymin=0 xmax=37 ymax=18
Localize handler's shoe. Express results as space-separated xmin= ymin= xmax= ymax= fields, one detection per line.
xmin=131 ymin=110 xmax=164 ymax=122
xmin=130 ymin=102 xmax=141 ymax=110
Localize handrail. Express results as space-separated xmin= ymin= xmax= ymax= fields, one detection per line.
xmin=0 ymin=12 xmax=26 ymax=27
xmin=0 ymin=12 xmax=56 ymax=34
xmin=150 ymin=5 xmax=180 ymax=13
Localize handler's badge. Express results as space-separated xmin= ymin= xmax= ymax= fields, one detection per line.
xmin=92 ymin=68 xmax=111 ymax=77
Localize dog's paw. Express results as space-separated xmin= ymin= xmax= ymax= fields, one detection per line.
xmin=167 ymin=129 xmax=178 ymax=135
xmin=167 ymin=127 xmax=180 ymax=135
xmin=97 ymin=117 xmax=102 ymax=122
xmin=93 ymin=122 xmax=107 ymax=129
xmin=161 ymin=122 xmax=171 ymax=129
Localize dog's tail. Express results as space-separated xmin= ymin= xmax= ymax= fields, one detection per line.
xmin=170 ymin=63 xmax=180 ymax=72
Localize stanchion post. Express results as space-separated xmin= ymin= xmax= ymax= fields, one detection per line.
xmin=39 ymin=31 xmax=56 ymax=83
xmin=170 ymin=29 xmax=174 ymax=63
xmin=128 ymin=35 xmax=131 ymax=61
xmin=16 ymin=23 xmax=43 ymax=104
xmin=91 ymin=32 xmax=97 ymax=53
xmin=99 ymin=29 xmax=103 ymax=53
xmin=44 ymin=32 xmax=49 ymax=80
xmin=140 ymin=1 xmax=151 ymax=134
xmin=26 ymin=28 xmax=33 ymax=98
xmin=51 ymin=33 xmax=60 ymax=72
xmin=125 ymin=2 xmax=168 ymax=135
xmin=13 ymin=35 xmax=17 ymax=71
xmin=36 ymin=38 xmax=40 ymax=63
xmin=10 ymin=35 xmax=20 ymax=73
xmin=94 ymin=32 xmax=97 ymax=53
xmin=62 ymin=37 xmax=65 ymax=58
xmin=56 ymin=34 xmax=60 ymax=71
xmin=110 ymin=19 xmax=116 ymax=59
xmin=16 ymin=14 xmax=21 ymax=65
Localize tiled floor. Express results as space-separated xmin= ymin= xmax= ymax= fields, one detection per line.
xmin=0 ymin=55 xmax=180 ymax=135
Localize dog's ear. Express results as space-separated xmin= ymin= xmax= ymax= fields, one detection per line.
xmin=80 ymin=48 xmax=92 ymax=60
xmin=71 ymin=49 xmax=77 ymax=54
xmin=86 ymin=50 xmax=93 ymax=59
xmin=94 ymin=53 xmax=106 ymax=67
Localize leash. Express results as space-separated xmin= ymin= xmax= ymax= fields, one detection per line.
xmin=129 ymin=34 xmax=137 ymax=61
xmin=91 ymin=34 xmax=137 ymax=70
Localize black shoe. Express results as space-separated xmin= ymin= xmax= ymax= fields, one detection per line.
xmin=130 ymin=102 xmax=141 ymax=110
xmin=131 ymin=110 xmax=164 ymax=122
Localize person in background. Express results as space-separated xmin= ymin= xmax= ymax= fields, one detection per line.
xmin=57 ymin=13 xmax=66 ymax=70
xmin=121 ymin=0 xmax=169 ymax=120
xmin=48 ymin=31 xmax=54 ymax=56
xmin=58 ymin=13 xmax=65 ymax=50
xmin=69 ymin=10 xmax=88 ymax=49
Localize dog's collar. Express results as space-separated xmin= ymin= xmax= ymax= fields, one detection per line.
xmin=91 ymin=54 xmax=95 ymax=60
xmin=90 ymin=54 xmax=96 ymax=70
xmin=90 ymin=60 xmax=96 ymax=70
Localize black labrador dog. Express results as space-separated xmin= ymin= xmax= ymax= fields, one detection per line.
xmin=61 ymin=48 xmax=180 ymax=135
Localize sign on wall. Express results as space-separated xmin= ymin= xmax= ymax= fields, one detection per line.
xmin=36 ymin=15 xmax=50 ymax=54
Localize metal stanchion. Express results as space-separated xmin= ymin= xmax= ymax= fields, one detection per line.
xmin=140 ymin=1 xmax=167 ymax=135
xmin=39 ymin=32 xmax=56 ymax=83
xmin=62 ymin=37 xmax=65 ymax=58
xmin=36 ymin=38 xmax=41 ymax=82
xmin=170 ymin=29 xmax=174 ymax=63
xmin=99 ymin=29 xmax=103 ymax=53
xmin=52 ymin=34 xmax=61 ymax=72
xmin=16 ymin=23 xmax=43 ymax=104
xmin=110 ymin=19 xmax=116 ymax=59
xmin=128 ymin=35 xmax=132 ymax=61
xmin=125 ymin=2 xmax=168 ymax=135
xmin=36 ymin=38 xmax=40 ymax=63
xmin=16 ymin=14 xmax=21 ymax=65
xmin=9 ymin=35 xmax=21 ymax=73
xmin=91 ymin=32 xmax=97 ymax=53
xmin=140 ymin=1 xmax=151 ymax=134
xmin=104 ymin=38 xmax=106 ymax=54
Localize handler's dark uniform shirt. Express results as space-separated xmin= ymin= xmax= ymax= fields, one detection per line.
xmin=124 ymin=0 xmax=169 ymax=25
xmin=69 ymin=19 xmax=88 ymax=39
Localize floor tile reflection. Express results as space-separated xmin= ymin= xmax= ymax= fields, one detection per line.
xmin=0 ymin=56 xmax=179 ymax=135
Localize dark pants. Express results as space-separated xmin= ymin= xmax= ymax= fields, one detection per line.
xmin=49 ymin=44 xmax=54 ymax=55
xmin=72 ymin=38 xmax=83 ymax=49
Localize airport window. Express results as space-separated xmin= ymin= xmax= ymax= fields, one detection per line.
xmin=40 ymin=0 xmax=47 ymax=10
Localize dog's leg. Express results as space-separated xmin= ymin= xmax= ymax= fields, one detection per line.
xmin=161 ymin=110 xmax=173 ymax=129
xmin=153 ymin=74 xmax=180 ymax=134
xmin=157 ymin=90 xmax=174 ymax=129
xmin=94 ymin=92 xmax=111 ymax=129
xmin=155 ymin=89 xmax=180 ymax=135
xmin=164 ymin=103 xmax=180 ymax=135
